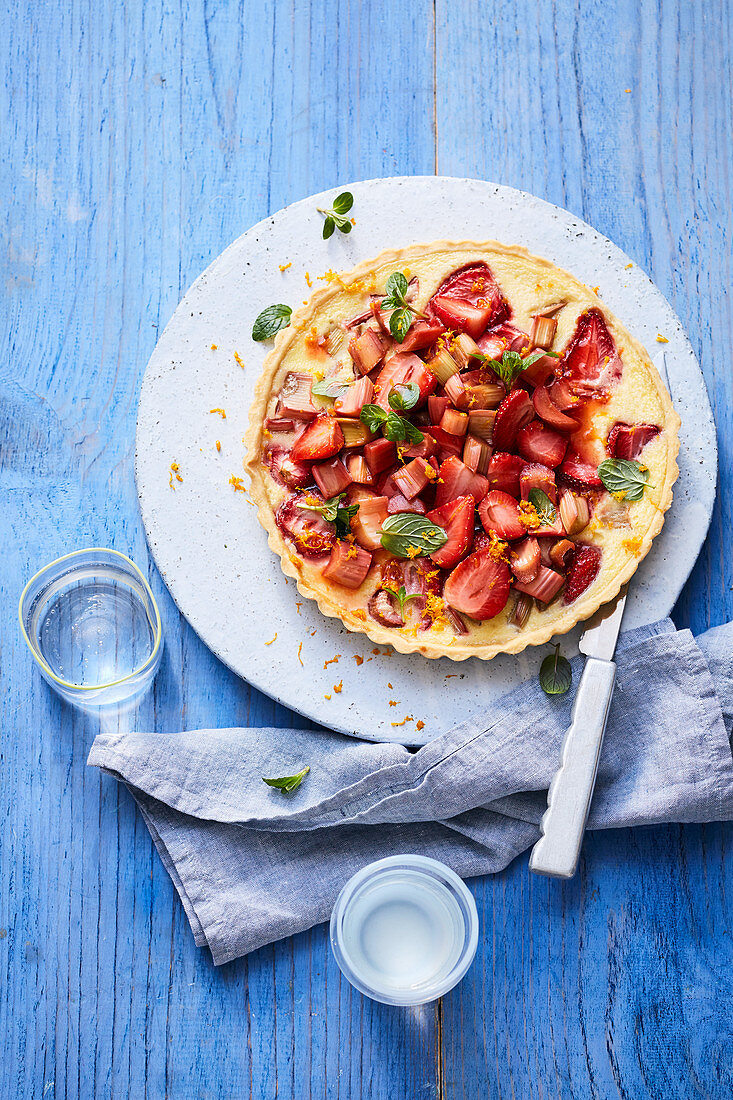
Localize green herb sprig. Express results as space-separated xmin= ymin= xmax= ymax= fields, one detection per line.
xmin=252 ymin=303 xmax=292 ymax=341
xmin=297 ymin=492 xmax=358 ymax=538
xmin=597 ymin=458 xmax=652 ymax=502
xmin=528 ymin=488 xmax=557 ymax=526
xmin=318 ymin=192 xmax=354 ymax=239
xmin=360 ymin=390 xmax=424 ymax=444
xmin=539 ymin=645 xmax=572 ymax=696
xmin=477 ymin=348 xmax=557 ymax=389
xmin=380 ymin=271 xmax=428 ymax=343
xmin=382 ymin=584 xmax=423 ymax=619
xmin=262 ymin=766 xmax=310 ymax=793
xmin=379 ymin=514 xmax=447 ymax=559
xmin=310 ymin=378 xmax=350 ymax=400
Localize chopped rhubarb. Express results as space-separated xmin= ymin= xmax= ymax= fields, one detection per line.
xmin=322 ymin=541 xmax=372 ymax=589
xmin=607 ymin=422 xmax=660 ymax=459
xmin=278 ymin=372 xmax=316 ymax=419
xmin=349 ymin=328 xmax=389 ymax=375
xmin=426 ymin=495 xmax=475 ymax=569
xmin=265 ymin=416 xmax=296 ymax=433
xmin=558 ymin=308 xmax=622 ymax=395
xmin=313 ymin=457 xmax=352 ymax=499
xmin=532 ymin=384 xmax=579 ymax=432
xmin=434 ymin=455 xmax=489 ymax=507
xmin=516 ymin=420 xmax=568 ymax=468
xmin=350 ymin=494 xmax=388 ymax=550
xmin=558 ymin=489 xmax=590 ymax=535
xmin=426 ymin=346 xmax=460 ymax=385
xmin=514 ymin=564 xmax=565 ymax=603
xmin=429 ymin=425 xmax=464 ymax=459
xmin=441 ymin=408 xmax=469 ymax=437
xmin=450 ymin=332 xmax=483 ymax=368
xmin=364 ymin=437 xmax=398 ymax=475
xmin=346 ymin=454 xmax=376 ymax=487
xmin=550 ymin=538 xmax=576 ymax=570
xmin=275 ymin=494 xmax=336 ymax=558
xmin=530 ymin=314 xmax=557 ymax=349
xmin=510 ymin=537 xmax=541 ymax=583
xmin=290 ymin=416 xmax=345 ymax=463
xmin=444 ymin=373 xmax=469 ymax=410
xmin=337 ymin=419 xmax=374 ymax=448
xmin=399 ymin=320 xmax=445 ymax=352
xmin=401 ymin=433 xmax=437 ymax=461
xmin=562 ymin=544 xmax=602 ymax=604
xmin=509 ymin=592 xmax=533 ymax=629
xmin=559 ymin=452 xmax=603 ymax=490
xmin=387 ymin=492 xmax=426 ymax=515
xmin=428 ymin=395 xmax=451 ymax=423
xmin=467 ymin=410 xmax=496 ymax=442
xmin=595 ymin=496 xmax=631 ymax=528
xmin=462 ymin=434 xmax=491 ymax=475
xmin=520 ymin=463 xmax=557 ymax=503
xmin=464 ymin=380 xmax=505 ymax=409
xmin=430 ymin=296 xmax=494 ymax=340
xmin=443 ymin=547 xmax=511 ymax=620
xmin=428 ymin=262 xmax=510 ymax=327
xmin=478 ymin=490 xmax=525 ymax=540
xmin=335 ymin=376 xmax=374 ymax=417
xmin=264 ymin=445 xmax=312 ymax=489
xmin=486 ymin=452 xmax=524 ymax=496
xmin=492 ymin=390 xmax=534 ymax=451
xmin=392 ymin=459 xmax=432 ymax=500
xmin=373 ymin=353 xmax=436 ymax=410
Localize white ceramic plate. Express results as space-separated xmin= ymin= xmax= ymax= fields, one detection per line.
xmin=135 ymin=177 xmax=716 ymax=745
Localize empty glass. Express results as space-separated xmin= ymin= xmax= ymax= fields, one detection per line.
xmin=19 ymin=548 xmax=162 ymax=709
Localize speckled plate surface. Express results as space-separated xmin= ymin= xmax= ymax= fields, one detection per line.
xmin=135 ymin=177 xmax=716 ymax=745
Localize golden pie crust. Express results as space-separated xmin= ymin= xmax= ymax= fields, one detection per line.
xmin=244 ymin=241 xmax=680 ymax=661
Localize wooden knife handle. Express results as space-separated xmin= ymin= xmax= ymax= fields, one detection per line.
xmin=529 ymin=656 xmax=617 ymax=879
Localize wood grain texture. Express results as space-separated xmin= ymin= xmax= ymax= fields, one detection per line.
xmin=1 ymin=0 xmax=731 ymax=1097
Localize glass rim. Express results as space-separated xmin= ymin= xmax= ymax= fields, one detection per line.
xmin=18 ymin=547 xmax=163 ymax=693
xmin=329 ymin=853 xmax=479 ymax=1006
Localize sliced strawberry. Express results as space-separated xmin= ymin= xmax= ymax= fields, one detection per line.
xmin=364 ymin=437 xmax=398 ymax=475
xmin=520 ymin=463 xmax=557 ymax=503
xmin=434 ymin=455 xmax=489 ymax=508
xmin=492 ymin=390 xmax=534 ymax=451
xmin=514 ymin=564 xmax=565 ymax=603
xmin=477 ymin=323 xmax=528 ymax=360
xmin=562 ymin=544 xmax=602 ymax=604
xmin=322 ymin=541 xmax=373 ymax=589
xmin=486 ymin=452 xmax=524 ymax=497
xmin=559 ymin=452 xmax=603 ymax=491
xmin=558 ymin=308 xmax=622 ymax=396
xmin=532 ymin=384 xmax=579 ymax=431
xmin=349 ymin=328 xmax=390 ymax=375
xmin=520 ymin=354 xmax=556 ymax=389
xmin=607 ymin=422 xmax=660 ymax=459
xmin=443 ymin=547 xmax=511 ymax=621
xmin=387 ymin=492 xmax=426 ymax=515
xmin=516 ymin=420 xmax=568 ymax=468
xmin=334 ymin=376 xmax=374 ymax=417
xmin=278 ymin=372 xmax=316 ymax=420
xmin=290 ymin=416 xmax=344 ymax=463
xmin=429 ymin=425 xmax=464 ymax=461
xmin=426 ymin=495 xmax=475 ymax=569
xmin=428 ymin=263 xmax=510 ymax=326
xmin=373 ymin=353 xmax=436 ymax=411
xmin=549 ymin=376 xmax=580 ymax=411
xmin=313 ymin=457 xmax=351 ymax=499
xmin=430 ymin=296 xmax=495 ymax=340
xmin=275 ymin=494 xmax=336 ymax=558
xmin=478 ymin=490 xmax=525 ymax=540
xmin=510 ymin=537 xmax=540 ymax=583
xmin=399 ymin=320 xmax=446 ymax=352
xmin=263 ymin=445 xmax=313 ymax=490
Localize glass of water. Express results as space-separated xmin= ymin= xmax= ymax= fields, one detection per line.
xmin=19 ymin=548 xmax=163 ymax=709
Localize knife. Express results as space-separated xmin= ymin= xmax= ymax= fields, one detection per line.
xmin=529 ymin=586 xmax=627 ymax=878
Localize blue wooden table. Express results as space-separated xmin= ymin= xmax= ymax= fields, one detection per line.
xmin=3 ymin=1 xmax=732 ymax=1096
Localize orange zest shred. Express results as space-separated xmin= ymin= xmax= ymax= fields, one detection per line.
xmin=209 ymin=408 xmax=226 ymax=418
xmin=264 ymin=634 xmax=277 ymax=646
xmin=324 ymin=694 xmax=331 ymax=701
xmin=353 ymin=609 xmax=366 ymax=621
xmin=624 ymin=262 xmax=633 ymax=269
xmin=656 ymin=334 xmax=669 ymax=343
xmin=388 ymin=700 xmax=398 ymax=707
xmin=229 ymin=475 xmax=246 ymax=492
xmin=486 ymin=531 xmax=510 ymax=561
xmin=316 ymin=269 xmax=376 ymax=295
xmin=390 ymin=715 xmax=413 ymax=727
xmin=353 ymin=654 xmax=363 ymax=665
xmin=210 ymin=343 xmax=218 ymax=350
xmin=234 ymin=351 xmax=244 ymax=368
xmin=168 ymin=461 xmax=183 ymax=488
xmin=305 ymin=271 xmax=313 ymax=287
xmin=215 ymin=440 xmax=221 ymax=452
xmin=416 ymin=720 xmax=425 ymax=731
xmin=518 ymin=500 xmax=541 ymax=529
xmin=372 ymin=648 xmax=381 ymax=655
xmin=297 ymin=643 xmax=303 ymax=666
xmin=295 ymin=602 xmax=302 ymax=614
xmin=279 ymin=262 xmax=292 ymax=272
xmin=324 ymin=655 xmax=340 ymax=669
xmin=333 ymin=680 xmax=343 ymax=694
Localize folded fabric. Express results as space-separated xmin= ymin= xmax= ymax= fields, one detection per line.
xmin=88 ymin=618 xmax=733 ymax=964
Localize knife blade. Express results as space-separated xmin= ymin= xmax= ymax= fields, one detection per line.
xmin=529 ymin=585 xmax=628 ymax=878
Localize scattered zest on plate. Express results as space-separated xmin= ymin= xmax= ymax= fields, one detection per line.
xmin=245 ymin=240 xmax=680 ymax=661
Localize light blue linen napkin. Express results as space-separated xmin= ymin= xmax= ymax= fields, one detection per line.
xmin=88 ymin=618 xmax=733 ymax=964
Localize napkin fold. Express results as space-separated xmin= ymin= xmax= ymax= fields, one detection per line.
xmin=88 ymin=618 xmax=733 ymax=964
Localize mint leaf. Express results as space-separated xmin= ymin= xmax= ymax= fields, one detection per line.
xmin=317 ymin=192 xmax=354 ymax=237
xmin=539 ymin=646 xmax=572 ymax=695
xmin=322 ymin=216 xmax=335 ymax=240
xmin=332 ymin=191 xmax=354 ymax=215
xmin=311 ymin=378 xmax=350 ymax=399
xmin=252 ymin=303 xmax=292 ymax=341
xmin=528 ymin=488 xmax=557 ymax=525
xmin=389 ymin=307 xmax=413 ymax=343
xmin=383 ymin=411 xmax=424 ymax=444
xmin=382 ymin=584 xmax=422 ymax=618
xmin=360 ymin=404 xmax=388 ymax=433
xmin=388 ymin=382 xmax=420 ymax=412
xmin=380 ymin=514 xmax=447 ymax=558
xmin=263 ymin=765 xmax=310 ymax=793
xmin=597 ymin=458 xmax=651 ymax=502
xmin=383 ymin=271 xmax=410 ymax=306
xmin=297 ymin=493 xmax=358 ymax=537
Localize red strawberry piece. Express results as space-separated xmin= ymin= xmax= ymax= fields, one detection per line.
xmin=434 ymin=455 xmax=489 ymax=508
xmin=428 ymin=262 xmax=511 ymax=326
xmin=478 ymin=490 xmax=525 ymax=540
xmin=510 ymin=537 xmax=540 ymax=583
xmin=290 ymin=416 xmax=344 ymax=463
xmin=532 ymin=384 xmax=579 ymax=431
xmin=520 ymin=354 xmax=556 ymax=389
xmin=428 ymin=395 xmax=451 ymax=423
xmin=558 ymin=308 xmax=622 ymax=395
xmin=549 ymin=376 xmax=580 ymax=411
xmin=443 ymin=547 xmax=511 ymax=621
xmin=516 ymin=420 xmax=568 ymax=468
xmin=492 ymin=389 xmax=535 ymax=451
xmin=392 ymin=458 xmax=432 ymax=500
xmin=430 ymin=296 xmax=495 ymax=340
xmin=514 ymin=564 xmax=565 ymax=603
xmin=373 ymin=353 xmax=436 ymax=411
xmin=430 ymin=425 xmax=464 ymax=461
xmin=364 ymin=437 xmax=398 ymax=475
xmin=263 ymin=445 xmax=313 ymax=490
xmin=520 ymin=463 xmax=557 ymax=503
xmin=275 ymin=494 xmax=336 ymax=558
xmin=349 ymin=328 xmax=390 ymax=375
xmin=486 ymin=452 xmax=524 ymax=496
xmin=334 ymin=376 xmax=374 ymax=417
xmin=322 ymin=541 xmax=373 ymax=589
xmin=399 ymin=320 xmax=446 ymax=353
xmin=387 ymin=492 xmax=426 ymax=515
xmin=559 ymin=452 xmax=603 ymax=490
xmin=350 ymin=493 xmax=388 ymax=551
xmin=607 ymin=422 xmax=660 ymax=459
xmin=313 ymin=457 xmax=352 ymax=499
xmin=426 ymin=494 xmax=475 ymax=569
xmin=477 ymin=322 xmax=528 ymax=360
xmin=278 ymin=372 xmax=317 ymax=420
xmin=562 ymin=544 xmax=602 ymax=604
